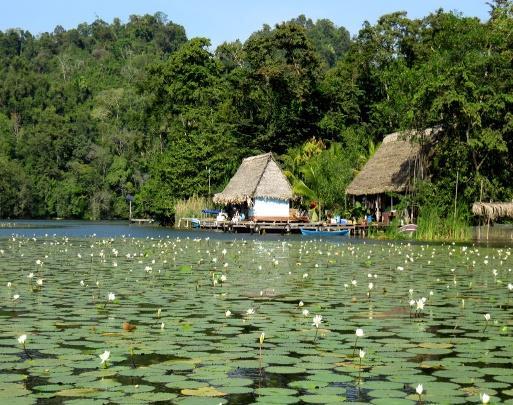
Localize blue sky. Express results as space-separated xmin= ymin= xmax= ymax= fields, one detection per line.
xmin=1 ymin=1 xmax=490 ymax=47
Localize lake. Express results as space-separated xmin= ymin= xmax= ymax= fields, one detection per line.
xmin=0 ymin=222 xmax=512 ymax=403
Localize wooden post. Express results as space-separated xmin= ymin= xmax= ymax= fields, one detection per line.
xmin=453 ymin=171 xmax=459 ymax=221
xmin=478 ymin=180 xmax=483 ymax=240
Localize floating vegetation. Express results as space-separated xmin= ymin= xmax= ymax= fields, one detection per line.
xmin=0 ymin=234 xmax=512 ymax=403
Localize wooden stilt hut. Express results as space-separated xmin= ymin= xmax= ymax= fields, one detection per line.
xmin=472 ymin=202 xmax=513 ymax=239
xmin=346 ymin=129 xmax=435 ymax=224
xmin=213 ymin=153 xmax=293 ymax=222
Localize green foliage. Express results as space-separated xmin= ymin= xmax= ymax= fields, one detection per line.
xmin=174 ymin=195 xmax=212 ymax=225
xmin=0 ymin=4 xmax=512 ymax=225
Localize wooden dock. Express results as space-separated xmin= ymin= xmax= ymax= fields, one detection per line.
xmin=129 ymin=218 xmax=155 ymax=225
xmin=179 ymin=219 xmax=378 ymax=236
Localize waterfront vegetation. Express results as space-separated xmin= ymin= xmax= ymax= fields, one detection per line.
xmin=0 ymin=2 xmax=512 ymax=234
xmin=1 ymin=234 xmax=513 ymax=403
xmin=174 ymin=196 xmax=212 ymax=225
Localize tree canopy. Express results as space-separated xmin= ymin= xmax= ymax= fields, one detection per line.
xmin=0 ymin=4 xmax=511 ymax=221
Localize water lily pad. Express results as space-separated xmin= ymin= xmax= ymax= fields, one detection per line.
xmin=181 ymin=386 xmax=226 ymax=397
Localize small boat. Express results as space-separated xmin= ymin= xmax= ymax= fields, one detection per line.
xmin=300 ymin=228 xmax=350 ymax=236
xmin=399 ymin=224 xmax=417 ymax=234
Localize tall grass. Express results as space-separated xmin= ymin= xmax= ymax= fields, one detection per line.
xmin=416 ymin=204 xmax=470 ymax=241
xmin=174 ymin=195 xmax=213 ymax=227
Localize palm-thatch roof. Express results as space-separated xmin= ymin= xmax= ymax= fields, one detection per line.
xmin=213 ymin=152 xmax=293 ymax=205
xmin=472 ymin=202 xmax=513 ymax=221
xmin=346 ymin=129 xmax=434 ymax=196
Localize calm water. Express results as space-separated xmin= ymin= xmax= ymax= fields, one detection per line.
xmin=0 ymin=222 xmax=512 ymax=404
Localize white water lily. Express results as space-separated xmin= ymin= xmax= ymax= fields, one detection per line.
xmin=157 ymin=308 xmax=162 ymax=318
xmin=416 ymin=384 xmax=423 ymax=395
xmin=408 ymin=288 xmax=414 ymax=296
xmin=80 ymin=280 xmax=85 ymax=286
xmin=302 ymin=309 xmax=309 ymax=316
xmin=368 ymin=282 xmax=374 ymax=290
xmin=160 ymin=322 xmax=165 ymax=330
xmin=246 ymin=308 xmax=255 ymax=315
xmin=7 ymin=282 xmax=12 ymax=288
xmin=108 ymin=292 xmax=115 ymax=301
xmin=508 ymin=283 xmax=513 ymax=291
xmin=35 ymin=259 xmax=42 ymax=266
xmin=18 ymin=334 xmax=27 ymax=345
xmin=358 ymin=349 xmax=365 ymax=359
xmin=220 ymin=274 xmax=227 ymax=282
xmin=13 ymin=294 xmax=20 ymax=301
xmin=99 ymin=350 xmax=110 ymax=365
xmin=27 ymin=272 xmax=34 ymax=279
xmin=36 ymin=279 xmax=43 ymax=286
xmin=480 ymin=392 xmax=490 ymax=404
xmin=409 ymin=299 xmax=416 ymax=307
xmin=302 ymin=273 xmax=308 ymax=279
xmin=351 ymin=279 xmax=357 ymax=286
xmin=259 ymin=332 xmax=265 ymax=345
xmin=298 ymin=300 xmax=304 ymax=307
xmin=484 ymin=313 xmax=491 ymax=322
xmin=312 ymin=315 xmax=322 ymax=328
xmin=225 ymin=310 xmax=232 ymax=317
xmin=355 ymin=328 xmax=364 ymax=338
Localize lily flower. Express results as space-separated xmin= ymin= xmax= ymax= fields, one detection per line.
xmin=480 ymin=393 xmax=490 ymax=404
xmin=225 ymin=310 xmax=232 ymax=317
xmin=312 ymin=315 xmax=322 ymax=328
xmin=353 ymin=328 xmax=364 ymax=357
xmin=17 ymin=334 xmax=31 ymax=359
xmin=99 ymin=350 xmax=110 ymax=367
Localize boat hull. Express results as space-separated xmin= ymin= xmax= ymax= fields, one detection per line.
xmin=300 ymin=229 xmax=349 ymax=236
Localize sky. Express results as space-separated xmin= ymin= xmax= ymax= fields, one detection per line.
xmin=0 ymin=1 xmax=490 ymax=47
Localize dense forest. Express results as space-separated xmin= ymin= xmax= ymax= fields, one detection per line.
xmin=0 ymin=2 xmax=512 ymax=224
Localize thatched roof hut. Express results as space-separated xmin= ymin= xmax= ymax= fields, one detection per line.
xmin=213 ymin=152 xmax=293 ymax=205
xmin=472 ymin=202 xmax=513 ymax=221
xmin=346 ymin=129 xmax=434 ymax=196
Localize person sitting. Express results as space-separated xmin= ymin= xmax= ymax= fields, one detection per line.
xmin=231 ymin=210 xmax=240 ymax=224
xmin=216 ymin=211 xmax=228 ymax=222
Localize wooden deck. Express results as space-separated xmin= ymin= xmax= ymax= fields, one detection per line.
xmin=181 ymin=219 xmax=381 ymax=236
xmin=129 ymin=218 xmax=155 ymax=225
